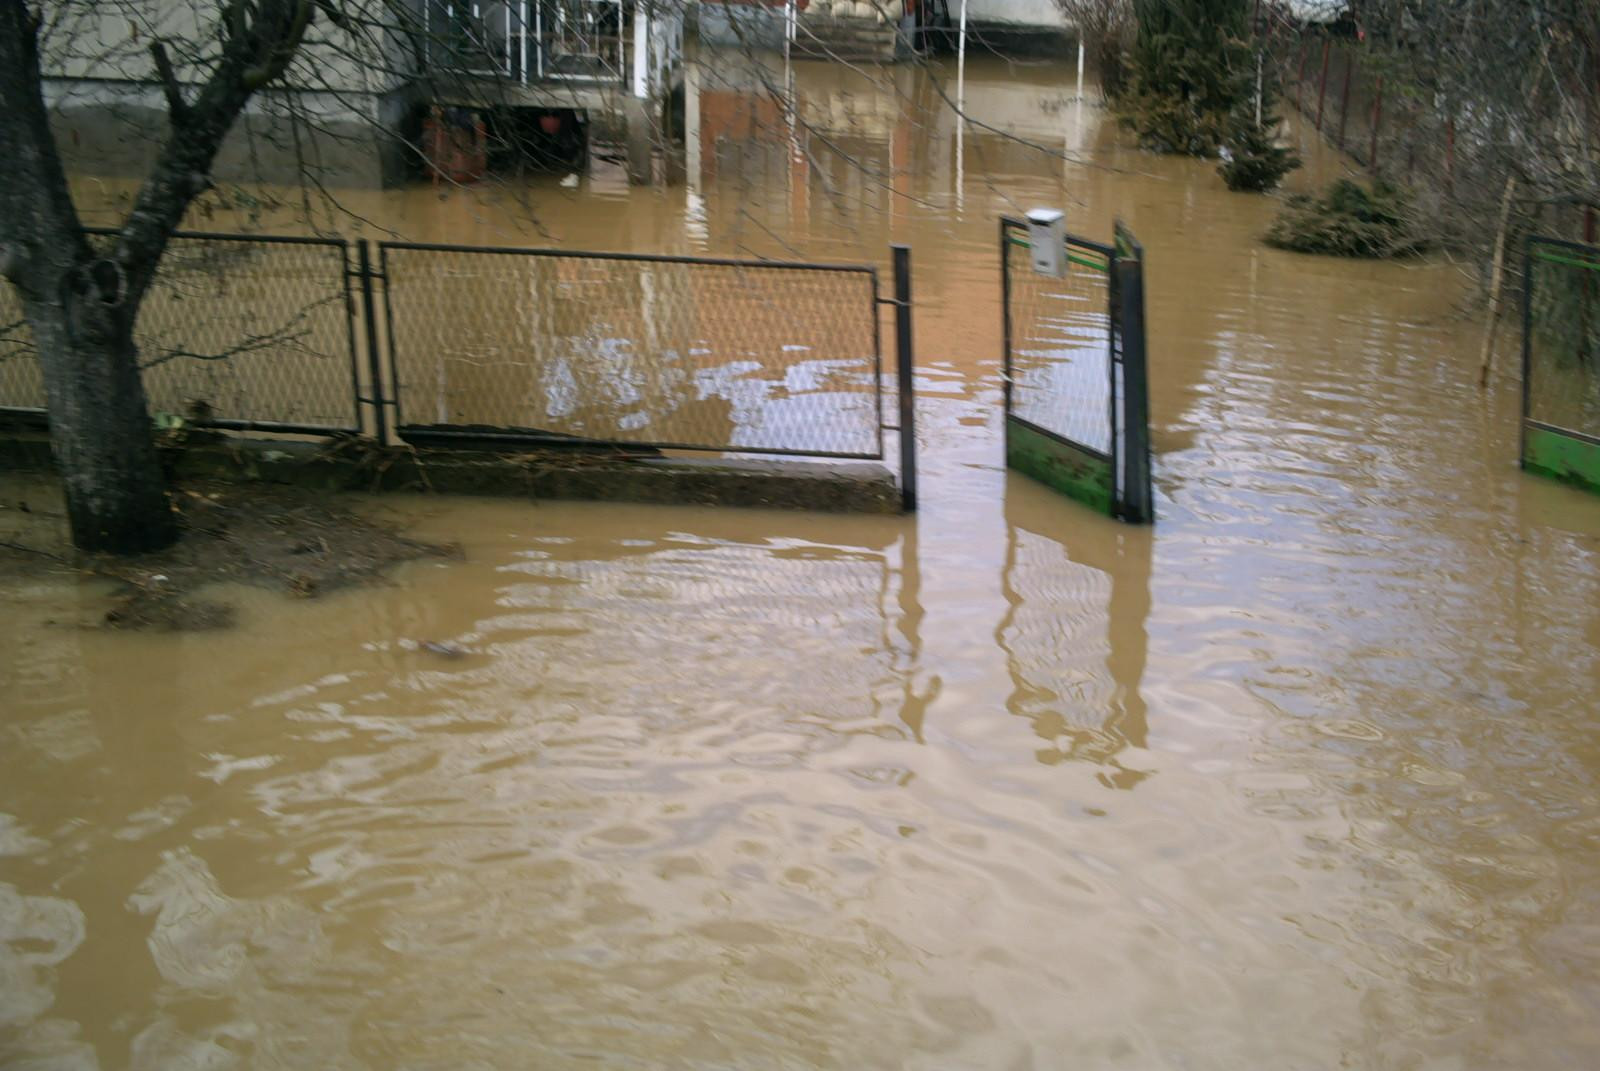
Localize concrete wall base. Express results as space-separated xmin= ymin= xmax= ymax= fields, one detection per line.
xmin=0 ymin=432 xmax=903 ymax=515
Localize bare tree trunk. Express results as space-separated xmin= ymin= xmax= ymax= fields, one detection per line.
xmin=0 ymin=0 xmax=174 ymax=553
xmin=2 ymin=0 xmax=315 ymax=554
xmin=24 ymin=289 xmax=175 ymax=552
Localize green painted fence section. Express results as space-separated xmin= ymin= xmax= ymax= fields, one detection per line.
xmin=1006 ymin=419 xmax=1115 ymax=514
xmin=1522 ymin=237 xmax=1600 ymax=500
xmin=1523 ymin=424 xmax=1600 ymax=496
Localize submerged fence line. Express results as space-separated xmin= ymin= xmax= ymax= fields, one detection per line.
xmin=0 ymin=229 xmax=918 ymax=508
xmin=1258 ymin=15 xmax=1598 ymax=247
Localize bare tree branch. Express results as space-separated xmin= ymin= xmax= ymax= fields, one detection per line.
xmin=148 ymin=39 xmax=189 ymax=125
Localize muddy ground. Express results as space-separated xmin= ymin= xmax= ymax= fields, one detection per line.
xmin=0 ymin=475 xmax=458 ymax=631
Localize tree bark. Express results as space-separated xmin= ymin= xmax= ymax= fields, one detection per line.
xmin=0 ymin=0 xmax=177 ymax=553
xmin=24 ymin=286 xmax=176 ymax=553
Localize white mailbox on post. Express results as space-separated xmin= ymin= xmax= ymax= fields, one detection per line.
xmin=1026 ymin=208 xmax=1067 ymax=278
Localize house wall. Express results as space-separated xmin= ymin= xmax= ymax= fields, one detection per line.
xmin=40 ymin=1 xmax=418 ymax=95
xmin=962 ymin=0 xmax=1069 ymax=30
xmin=37 ymin=1 xmax=425 ymax=187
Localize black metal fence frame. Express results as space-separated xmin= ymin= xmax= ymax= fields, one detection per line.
xmin=374 ymin=239 xmax=888 ymax=458
xmin=2 ymin=230 xmax=917 ymax=512
xmin=999 ymin=216 xmax=1152 ymax=524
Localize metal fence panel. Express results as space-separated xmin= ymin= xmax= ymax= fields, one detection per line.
xmin=379 ymin=242 xmax=884 ymax=459
xmin=1522 ymin=237 xmax=1600 ymax=494
xmin=1003 ymin=223 xmax=1114 ymax=454
xmin=1 ymin=232 xmax=358 ymax=434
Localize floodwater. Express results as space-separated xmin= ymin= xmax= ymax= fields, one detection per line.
xmin=6 ymin=49 xmax=1600 ymax=1069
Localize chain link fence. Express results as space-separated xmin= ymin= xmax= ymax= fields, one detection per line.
xmin=379 ymin=242 xmax=885 ymax=459
xmin=0 ymin=232 xmax=358 ymax=434
xmin=1262 ymin=18 xmax=1599 ymax=252
xmin=3 ymin=230 xmax=913 ymax=506
xmin=1002 ymin=226 xmax=1113 ymax=455
xmin=0 ymin=310 xmax=45 ymax=419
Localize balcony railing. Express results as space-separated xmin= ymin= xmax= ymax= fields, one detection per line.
xmin=424 ymin=0 xmax=623 ymax=84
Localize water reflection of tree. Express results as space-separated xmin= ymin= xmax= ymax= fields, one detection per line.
xmin=996 ymin=481 xmax=1151 ymax=781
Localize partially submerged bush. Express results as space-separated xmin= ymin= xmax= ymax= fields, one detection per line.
xmin=1118 ymin=83 xmax=1230 ymax=156
xmin=1218 ymin=108 xmax=1301 ymax=192
xmin=1118 ymin=0 xmax=1252 ymax=156
xmin=1265 ymin=179 xmax=1425 ymax=257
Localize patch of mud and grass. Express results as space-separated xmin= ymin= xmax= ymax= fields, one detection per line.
xmin=0 ymin=478 xmax=459 ymax=632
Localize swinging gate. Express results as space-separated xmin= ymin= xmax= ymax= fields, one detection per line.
xmin=1000 ymin=217 xmax=1153 ymax=524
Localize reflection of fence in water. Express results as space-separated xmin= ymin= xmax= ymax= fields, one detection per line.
xmin=1004 ymin=234 xmax=1111 ymax=454
xmin=998 ymin=527 xmax=1120 ymax=760
xmin=382 ymin=245 xmax=883 ymax=457
xmin=502 ymin=537 xmax=901 ymax=724
xmin=0 ymin=233 xmax=356 ymax=433
xmin=1526 ymin=241 xmax=1600 ymax=440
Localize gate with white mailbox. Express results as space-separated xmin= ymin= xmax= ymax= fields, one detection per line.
xmin=999 ymin=213 xmax=1153 ymax=524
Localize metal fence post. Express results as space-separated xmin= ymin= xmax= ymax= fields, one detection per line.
xmin=1519 ymin=239 xmax=1533 ymax=471
xmin=1113 ymin=226 xmax=1153 ymax=525
xmin=1107 ymin=245 xmax=1122 ymax=507
xmin=1295 ymin=42 xmax=1307 ymax=114
xmin=892 ymin=244 xmax=917 ymax=513
xmin=1336 ymin=47 xmax=1352 ymax=148
xmin=999 ymin=219 xmax=1014 ymax=418
xmin=1315 ymin=37 xmax=1331 ymax=131
xmin=1370 ymin=75 xmax=1384 ymax=173
xmin=356 ymin=240 xmax=388 ymax=445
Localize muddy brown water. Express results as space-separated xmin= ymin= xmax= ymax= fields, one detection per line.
xmin=6 ymin=51 xmax=1600 ymax=1069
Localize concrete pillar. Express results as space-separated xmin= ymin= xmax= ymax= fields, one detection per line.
xmin=625 ymin=95 xmax=653 ymax=185
xmin=627 ymin=4 xmax=653 ymax=185
xmin=685 ymin=56 xmax=701 ymax=192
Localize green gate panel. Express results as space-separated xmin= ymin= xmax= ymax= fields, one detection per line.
xmin=1524 ymin=424 xmax=1600 ymax=496
xmin=1000 ymin=216 xmax=1152 ymax=523
xmin=1006 ymin=417 xmax=1113 ymax=516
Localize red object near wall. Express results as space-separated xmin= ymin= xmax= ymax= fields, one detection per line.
xmin=422 ymin=107 xmax=488 ymax=185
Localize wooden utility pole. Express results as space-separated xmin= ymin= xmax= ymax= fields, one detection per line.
xmin=1478 ymin=177 xmax=1518 ymax=389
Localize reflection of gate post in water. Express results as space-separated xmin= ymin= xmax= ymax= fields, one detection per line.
xmin=999 ymin=215 xmax=1154 ymax=524
xmin=997 ymin=483 xmax=1152 ymax=773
